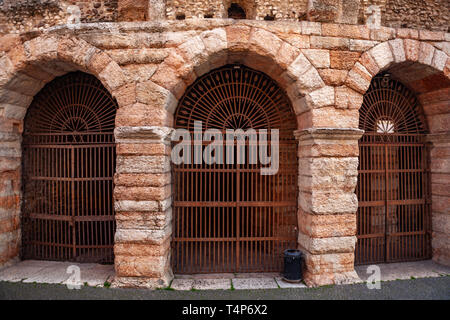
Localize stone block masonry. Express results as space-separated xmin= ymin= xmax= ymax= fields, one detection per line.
xmin=0 ymin=8 xmax=448 ymax=289
xmin=0 ymin=0 xmax=449 ymax=34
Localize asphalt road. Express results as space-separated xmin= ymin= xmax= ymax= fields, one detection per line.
xmin=0 ymin=276 xmax=449 ymax=300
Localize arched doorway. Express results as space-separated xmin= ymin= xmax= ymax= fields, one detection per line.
xmin=21 ymin=72 xmax=117 ymax=264
xmin=172 ymin=65 xmax=298 ymax=273
xmin=356 ymin=74 xmax=432 ymax=264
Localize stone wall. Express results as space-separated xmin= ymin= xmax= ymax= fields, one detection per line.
xmin=360 ymin=0 xmax=449 ymax=32
xmin=0 ymin=0 xmax=118 ymax=34
xmin=165 ymin=0 xmax=309 ymax=20
xmin=0 ymin=18 xmax=448 ymax=285
xmin=0 ymin=1 xmax=449 ymax=33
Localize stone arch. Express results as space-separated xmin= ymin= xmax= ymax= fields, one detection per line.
xmin=345 ymin=39 xmax=450 ymax=267
xmin=0 ymin=34 xmax=129 ymax=122
xmin=149 ymin=26 xmax=331 ymax=130
xmin=344 ymin=39 xmax=449 ymax=115
xmin=0 ymin=33 xmax=129 ymax=269
xmin=145 ymin=26 xmax=365 ymax=288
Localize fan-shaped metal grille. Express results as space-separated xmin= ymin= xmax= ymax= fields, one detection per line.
xmin=356 ymin=75 xmax=431 ymax=265
xmin=21 ymin=72 xmax=117 ymax=264
xmin=359 ymin=75 xmax=425 ymax=134
xmin=175 ymin=65 xmax=297 ymax=138
xmin=24 ymin=72 xmax=116 ymax=144
xmin=172 ymin=65 xmax=298 ymax=274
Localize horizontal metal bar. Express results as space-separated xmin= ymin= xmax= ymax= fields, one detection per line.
xmin=26 ymin=213 xmax=115 ymax=222
xmin=173 ymin=237 xmax=297 ymax=242
xmin=24 ymin=144 xmax=115 ymax=148
xmin=173 ymin=201 xmax=297 ymax=207
xmin=27 ymin=176 xmax=114 ymax=181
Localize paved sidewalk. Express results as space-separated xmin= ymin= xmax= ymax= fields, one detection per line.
xmin=0 ymin=259 xmax=449 ymax=292
xmin=0 ymin=260 xmax=114 ymax=287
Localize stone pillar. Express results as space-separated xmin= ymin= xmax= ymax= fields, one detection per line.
xmin=112 ymin=126 xmax=174 ymax=288
xmin=427 ymin=133 xmax=450 ymax=266
xmin=295 ymin=128 xmax=363 ymax=286
xmin=0 ymin=119 xmax=22 ymax=270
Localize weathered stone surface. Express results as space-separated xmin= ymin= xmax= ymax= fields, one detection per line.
xmin=114 ymin=225 xmax=171 ymax=244
xmin=396 ymin=28 xmax=419 ymax=39
xmin=286 ymin=53 xmax=313 ymax=81
xmin=106 ymin=48 xmax=168 ymax=66
xmin=310 ymin=36 xmax=350 ymax=50
xmin=24 ymin=36 xmax=59 ymax=62
xmin=404 ymin=39 xmax=420 ymax=61
xmin=298 ymin=107 xmax=359 ymax=129
xmin=115 ymin=240 xmax=171 ymax=258
xmin=345 ymin=62 xmax=372 ymax=94
xmin=116 ymin=155 xmax=171 ymax=174
xmin=298 ymin=232 xmax=357 ymax=254
xmin=115 ymin=173 xmax=171 ymax=187
xmin=116 ymin=209 xmax=172 ymax=230
xmin=295 ymin=67 xmax=325 ymax=94
xmin=419 ymin=30 xmax=445 ymax=41
xmin=298 ymin=157 xmax=358 ymax=192
xmin=150 ymin=63 xmax=186 ymax=99
xmin=115 ymin=255 xmax=169 ymax=278
xmin=136 ymin=80 xmax=177 ymax=113
xmin=359 ymin=51 xmax=380 ymax=76
xmin=370 ymin=27 xmax=396 ymax=42
xmin=305 ymin=85 xmax=334 ymax=108
xmin=431 ymin=49 xmax=448 ymax=71
xmin=275 ymin=42 xmax=301 ymax=70
xmin=303 ymin=49 xmax=330 ymax=68
xmin=98 ymin=61 xmax=127 ymax=91
xmin=57 ymin=37 xmax=97 ymax=71
xmin=299 ymin=190 xmax=358 ymax=215
xmin=116 ymin=103 xmax=173 ymax=127
xmin=298 ymin=211 xmax=356 ymax=238
xmin=318 ymin=69 xmax=347 ymax=86
xmin=118 ymin=0 xmax=149 ymax=22
xmin=112 ymin=274 xmax=172 ymax=289
xmin=388 ymin=39 xmax=406 ymax=63
xmin=115 ymin=126 xmax=174 ymax=141
xmin=113 ymin=83 xmax=136 ymax=108
xmin=117 ymin=143 xmax=170 ymax=156
xmin=114 ymin=185 xmax=171 ymax=201
xmin=302 ymin=251 xmax=359 ymax=286
xmin=418 ymin=42 xmax=436 ymax=66
xmin=322 ymin=23 xmax=369 ymax=39
xmin=200 ymin=28 xmax=227 ymax=55
xmin=297 ymin=140 xmax=359 ymax=158
xmin=225 ymin=25 xmax=251 ymax=50
xmin=369 ymin=42 xmax=393 ymax=70
xmin=335 ymin=86 xmax=363 ymax=109
xmin=249 ymin=28 xmax=283 ymax=59
xmin=329 ymin=50 xmax=361 ymax=70
xmin=349 ymin=39 xmax=379 ymax=52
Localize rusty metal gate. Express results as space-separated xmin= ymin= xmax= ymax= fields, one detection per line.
xmin=172 ymin=65 xmax=298 ymax=273
xmin=21 ymin=72 xmax=117 ymax=264
xmin=355 ymin=75 xmax=431 ymax=265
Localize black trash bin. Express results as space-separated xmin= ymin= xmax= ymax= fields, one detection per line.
xmin=283 ymin=249 xmax=303 ymax=282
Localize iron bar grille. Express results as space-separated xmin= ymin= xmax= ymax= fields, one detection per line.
xmin=21 ymin=72 xmax=117 ymax=264
xmin=355 ymin=75 xmax=431 ymax=265
xmin=172 ymin=65 xmax=298 ymax=273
